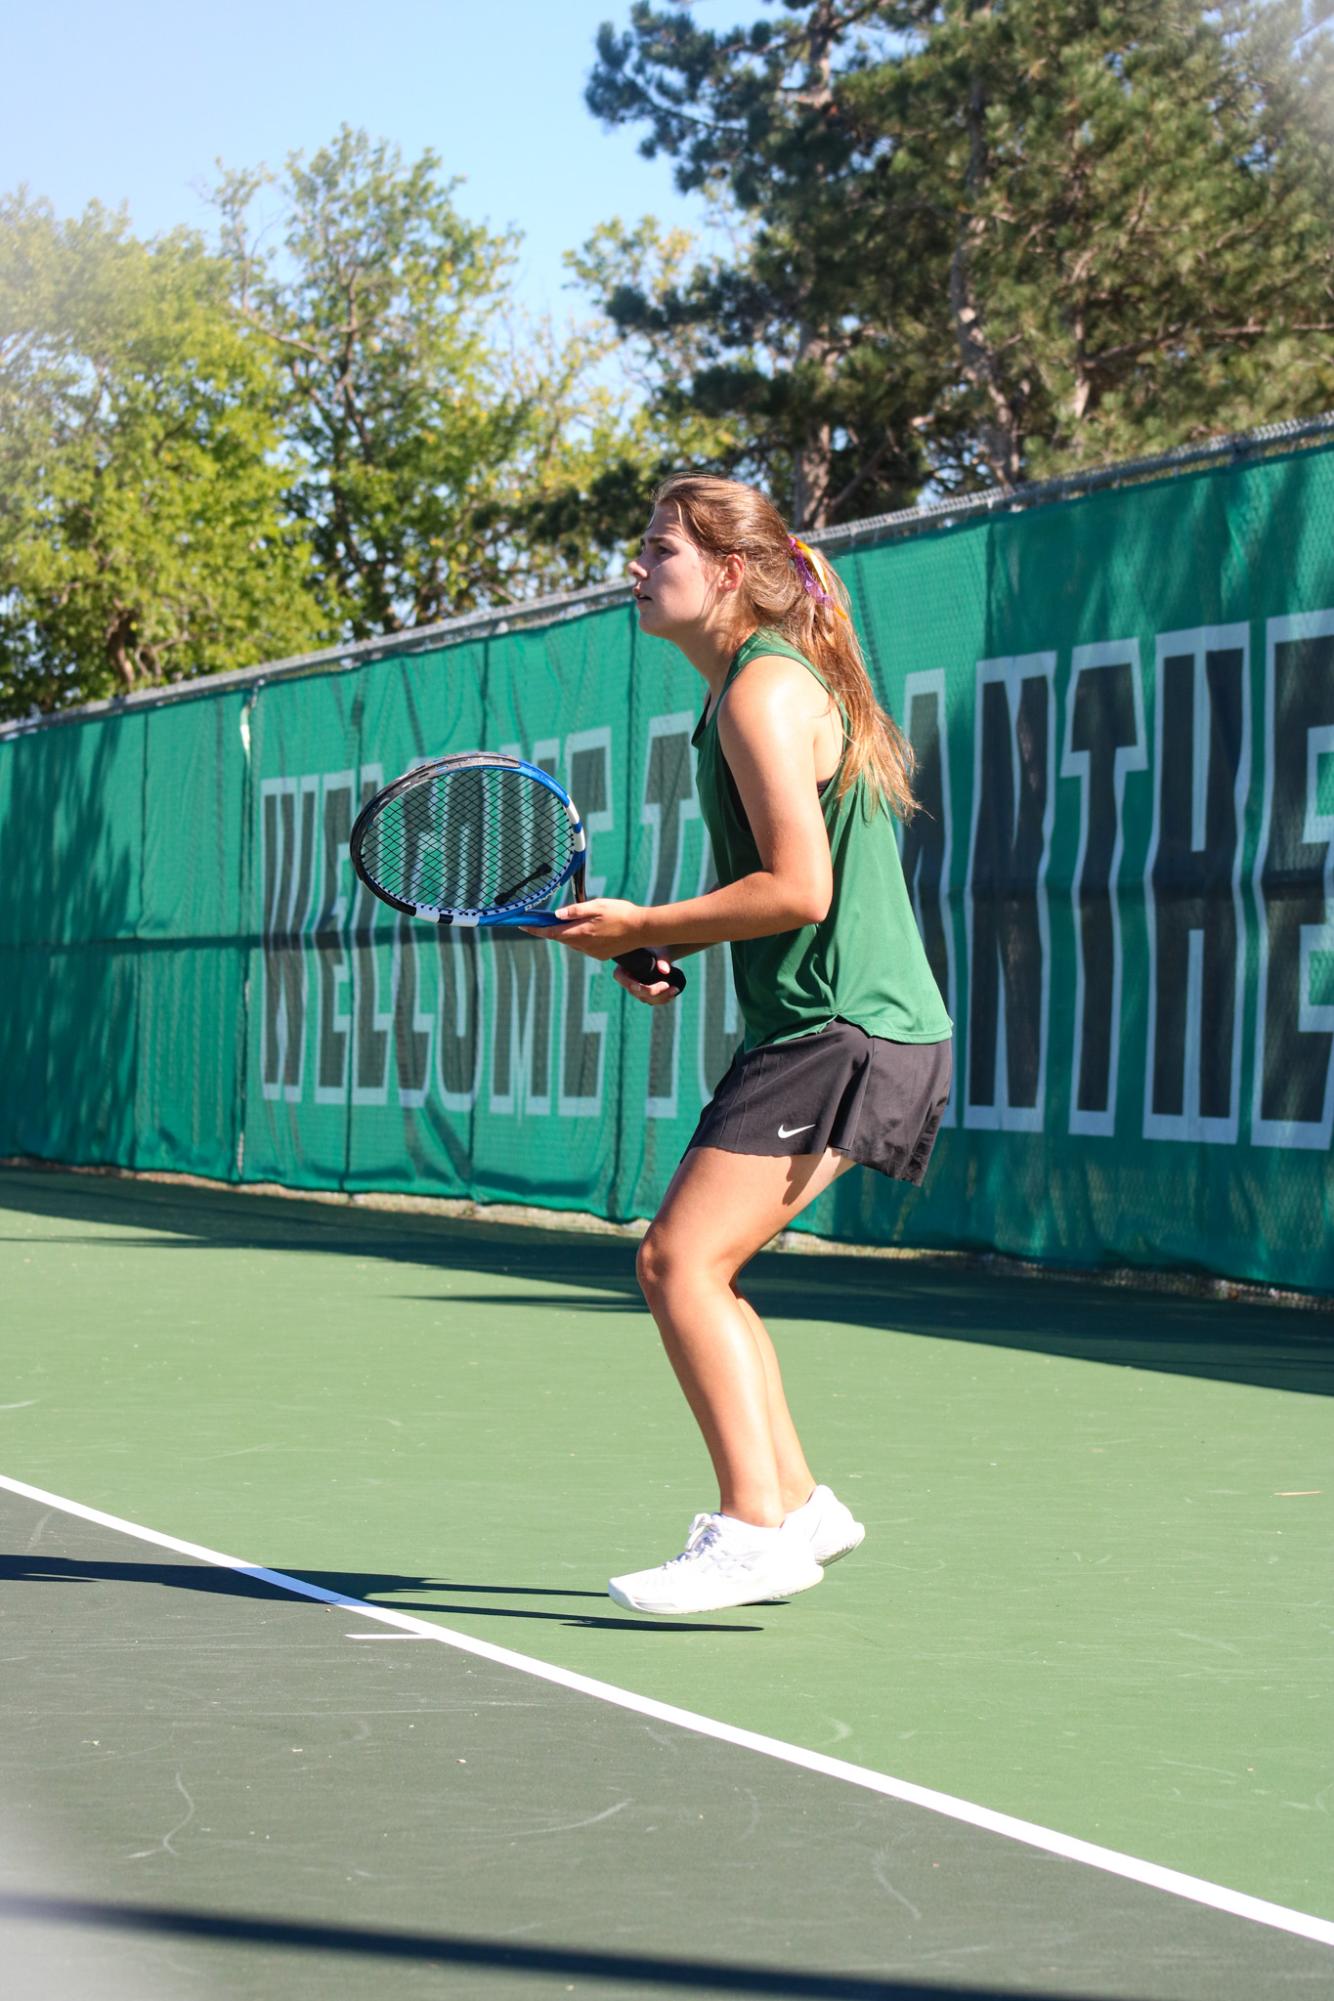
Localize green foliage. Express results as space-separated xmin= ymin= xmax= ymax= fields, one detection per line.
xmin=537 ymin=215 xmax=749 ymax=557
xmin=5 ymin=5 xmax=1328 ymax=720
xmin=0 ymin=129 xmax=700 ymax=715
xmin=585 ymin=3 xmax=938 ymax=525
xmin=857 ymin=0 xmax=1334 ymax=482
xmin=215 ymin=126 xmax=664 ymax=630
xmin=584 ymin=0 xmax=1334 ymax=509
xmin=0 ymin=194 xmax=326 ymax=718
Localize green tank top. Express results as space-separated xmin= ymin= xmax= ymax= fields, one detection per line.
xmin=692 ymin=628 xmax=953 ymax=1050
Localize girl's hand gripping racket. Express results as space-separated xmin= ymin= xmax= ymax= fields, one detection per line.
xmin=349 ymin=752 xmax=686 ymax=994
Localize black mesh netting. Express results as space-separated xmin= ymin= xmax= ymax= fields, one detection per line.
xmin=356 ymin=761 xmax=577 ymax=915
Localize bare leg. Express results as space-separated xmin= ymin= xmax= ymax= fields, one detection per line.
xmin=733 ymin=1292 xmax=816 ymax=1515
xmin=635 ymin=1145 xmax=856 ymax=1527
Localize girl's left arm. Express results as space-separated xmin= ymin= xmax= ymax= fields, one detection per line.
xmin=533 ymin=656 xmax=833 ymax=960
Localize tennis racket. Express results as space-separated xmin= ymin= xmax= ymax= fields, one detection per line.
xmin=348 ymin=752 xmax=686 ymax=993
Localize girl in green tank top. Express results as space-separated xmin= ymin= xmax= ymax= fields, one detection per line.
xmin=694 ymin=625 xmax=951 ymax=1050
xmin=529 ymin=473 xmax=950 ymax=1617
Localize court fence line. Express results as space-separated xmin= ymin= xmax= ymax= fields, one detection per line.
xmin=2 ymin=423 xmax=1332 ymax=1292
xmin=5 ymin=1154 xmax=1332 ymax=1313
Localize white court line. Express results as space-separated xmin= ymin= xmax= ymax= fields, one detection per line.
xmin=4 ymin=1470 xmax=1333 ymax=1955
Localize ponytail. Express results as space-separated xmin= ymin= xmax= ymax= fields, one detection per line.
xmin=651 ymin=474 xmax=918 ymax=820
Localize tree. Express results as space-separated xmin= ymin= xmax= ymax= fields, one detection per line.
xmin=525 ymin=215 xmax=750 ymax=559
xmin=585 ymin=0 xmax=1334 ymax=506
xmin=0 ymin=194 xmax=325 ymax=719
xmin=586 ymin=2 xmax=941 ymax=527
xmin=215 ymin=126 xmax=648 ymax=633
xmin=852 ymin=0 xmax=1334 ymax=483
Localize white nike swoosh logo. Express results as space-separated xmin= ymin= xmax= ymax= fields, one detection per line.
xmin=777 ymin=1122 xmax=816 ymax=1139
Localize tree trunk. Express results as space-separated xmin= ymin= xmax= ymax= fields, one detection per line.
xmin=948 ymin=236 xmax=1024 ymax=489
xmin=106 ymin=607 xmax=139 ymax=692
xmin=792 ymin=330 xmax=834 ymax=530
xmin=790 ymin=7 xmax=840 ymax=528
xmin=949 ymin=7 xmax=1024 ymax=490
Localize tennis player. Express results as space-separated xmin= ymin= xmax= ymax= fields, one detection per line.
xmin=533 ymin=473 xmax=952 ymax=1615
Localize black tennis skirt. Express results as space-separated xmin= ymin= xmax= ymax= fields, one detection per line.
xmin=687 ymin=1019 xmax=952 ymax=1185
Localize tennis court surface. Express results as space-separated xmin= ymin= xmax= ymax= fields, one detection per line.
xmin=2 ymin=1165 xmax=1331 ymax=1999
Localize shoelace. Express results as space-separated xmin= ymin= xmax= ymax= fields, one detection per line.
xmin=663 ymin=1513 xmax=719 ymax=1566
xmin=665 ymin=1513 xmax=772 ymax=1577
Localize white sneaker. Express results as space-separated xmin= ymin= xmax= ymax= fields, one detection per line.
xmin=608 ymin=1512 xmax=824 ymax=1615
xmin=783 ymin=1484 xmax=865 ymax=1566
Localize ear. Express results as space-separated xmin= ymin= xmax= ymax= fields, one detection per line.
xmin=720 ymin=551 xmax=746 ymax=595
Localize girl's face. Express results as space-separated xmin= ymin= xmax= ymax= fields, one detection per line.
xmin=628 ymin=505 xmax=728 ymax=641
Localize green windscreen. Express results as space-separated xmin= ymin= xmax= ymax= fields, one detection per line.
xmin=2 ymin=444 xmax=1331 ymax=1292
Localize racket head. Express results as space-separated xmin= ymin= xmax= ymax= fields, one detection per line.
xmin=349 ymin=752 xmax=584 ymax=924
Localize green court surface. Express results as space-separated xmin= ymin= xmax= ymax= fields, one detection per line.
xmin=1 ymin=1166 xmax=1331 ymax=1999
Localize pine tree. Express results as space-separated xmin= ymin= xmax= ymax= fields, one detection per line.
xmin=585 ymin=0 xmax=1334 ymax=505
xmin=586 ymin=2 xmax=941 ymax=526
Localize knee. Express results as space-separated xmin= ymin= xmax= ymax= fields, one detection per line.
xmin=636 ymin=1225 xmax=671 ymax=1302
xmin=638 ymin=1223 xmax=699 ymax=1302
xmin=637 ymin=1223 xmax=734 ymax=1304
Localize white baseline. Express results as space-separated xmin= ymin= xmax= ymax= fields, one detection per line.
xmin=1 ymin=1471 xmax=1330 ymax=1956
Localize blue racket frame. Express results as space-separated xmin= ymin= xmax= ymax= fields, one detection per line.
xmin=348 ymin=751 xmax=687 ymax=991
xmin=349 ymin=753 xmax=584 ymax=927
xmin=435 ymin=756 xmax=585 ymax=930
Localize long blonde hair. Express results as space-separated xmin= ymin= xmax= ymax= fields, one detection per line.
xmin=652 ymin=473 xmax=917 ymax=820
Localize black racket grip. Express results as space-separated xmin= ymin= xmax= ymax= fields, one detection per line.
xmin=615 ymin=949 xmax=687 ymax=995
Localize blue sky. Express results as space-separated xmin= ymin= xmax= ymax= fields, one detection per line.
xmin=2 ymin=0 xmax=721 ymax=324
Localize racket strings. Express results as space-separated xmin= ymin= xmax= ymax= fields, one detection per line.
xmin=359 ymin=766 xmax=577 ymax=914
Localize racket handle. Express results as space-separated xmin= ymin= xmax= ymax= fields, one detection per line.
xmin=615 ymin=949 xmax=687 ymax=995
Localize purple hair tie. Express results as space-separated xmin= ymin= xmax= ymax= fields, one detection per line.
xmin=788 ymin=535 xmax=850 ymax=621
xmin=789 ymin=534 xmax=833 ymax=604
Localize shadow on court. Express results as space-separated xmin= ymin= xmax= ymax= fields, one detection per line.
xmin=4 ymin=1167 xmax=1330 ymax=1400
xmin=0 ymin=1895 xmax=1136 ymax=1999
xmin=0 ymin=1553 xmax=770 ymax=1634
